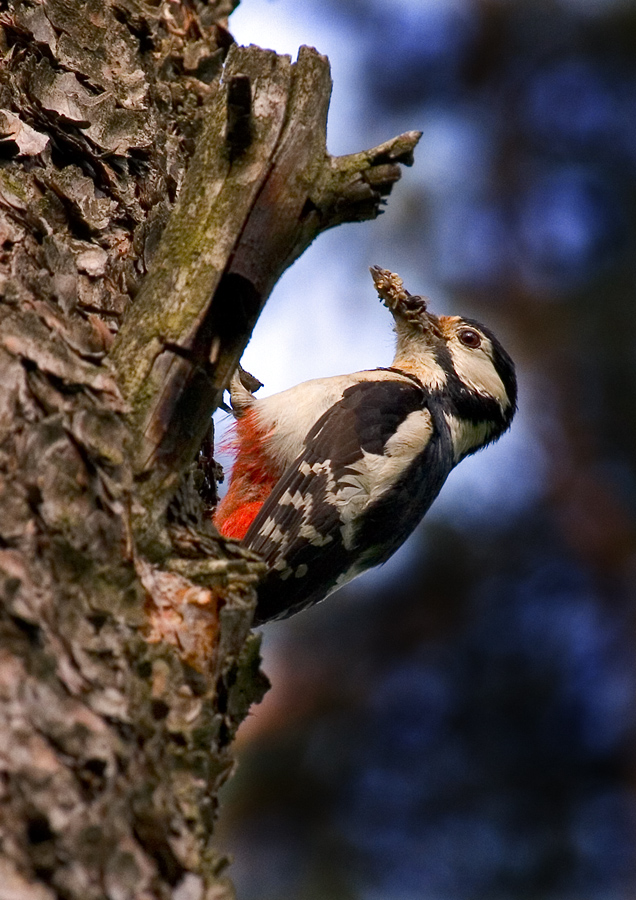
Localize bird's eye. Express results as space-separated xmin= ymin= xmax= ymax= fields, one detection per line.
xmin=459 ymin=328 xmax=482 ymax=348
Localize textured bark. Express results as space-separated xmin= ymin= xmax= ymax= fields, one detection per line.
xmin=112 ymin=43 xmax=420 ymax=535
xmin=0 ymin=2 xmax=419 ymax=898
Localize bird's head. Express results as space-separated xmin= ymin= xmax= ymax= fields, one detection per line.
xmin=370 ymin=266 xmax=517 ymax=458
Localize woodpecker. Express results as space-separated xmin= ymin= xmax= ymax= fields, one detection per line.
xmin=214 ymin=267 xmax=517 ymax=624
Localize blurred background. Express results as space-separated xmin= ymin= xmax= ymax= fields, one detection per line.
xmin=213 ymin=0 xmax=636 ymax=897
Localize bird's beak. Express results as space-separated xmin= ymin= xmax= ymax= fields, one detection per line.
xmin=370 ymin=266 xmax=441 ymax=338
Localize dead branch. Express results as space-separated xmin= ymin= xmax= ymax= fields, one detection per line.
xmin=111 ymin=44 xmax=421 ymax=538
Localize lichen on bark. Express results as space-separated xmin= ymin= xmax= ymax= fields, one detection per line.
xmin=0 ymin=1 xmax=419 ymax=897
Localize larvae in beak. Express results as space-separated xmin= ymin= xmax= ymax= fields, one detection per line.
xmin=369 ymin=265 xmax=442 ymax=339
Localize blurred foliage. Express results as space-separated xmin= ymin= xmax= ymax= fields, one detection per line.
xmin=216 ymin=0 xmax=636 ymax=898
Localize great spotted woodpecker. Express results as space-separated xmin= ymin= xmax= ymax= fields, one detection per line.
xmin=214 ymin=267 xmax=517 ymax=624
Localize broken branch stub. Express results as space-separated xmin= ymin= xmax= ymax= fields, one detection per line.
xmin=111 ymin=44 xmax=421 ymax=538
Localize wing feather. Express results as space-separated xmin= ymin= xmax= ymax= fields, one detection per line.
xmin=244 ymin=379 xmax=445 ymax=622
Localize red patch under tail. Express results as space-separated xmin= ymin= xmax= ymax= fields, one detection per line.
xmin=213 ymin=411 xmax=281 ymax=540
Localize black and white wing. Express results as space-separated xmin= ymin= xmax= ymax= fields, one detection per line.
xmin=244 ymin=378 xmax=454 ymax=623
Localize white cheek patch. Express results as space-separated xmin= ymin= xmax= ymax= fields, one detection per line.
xmin=335 ymin=409 xmax=433 ymax=548
xmin=444 ymin=413 xmax=494 ymax=462
xmin=448 ymin=340 xmax=509 ymax=411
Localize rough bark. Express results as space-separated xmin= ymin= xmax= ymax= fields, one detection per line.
xmin=112 ymin=43 xmax=420 ymax=537
xmin=0 ymin=2 xmax=420 ymax=898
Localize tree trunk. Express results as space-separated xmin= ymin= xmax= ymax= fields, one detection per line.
xmin=0 ymin=2 xmax=419 ymax=897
